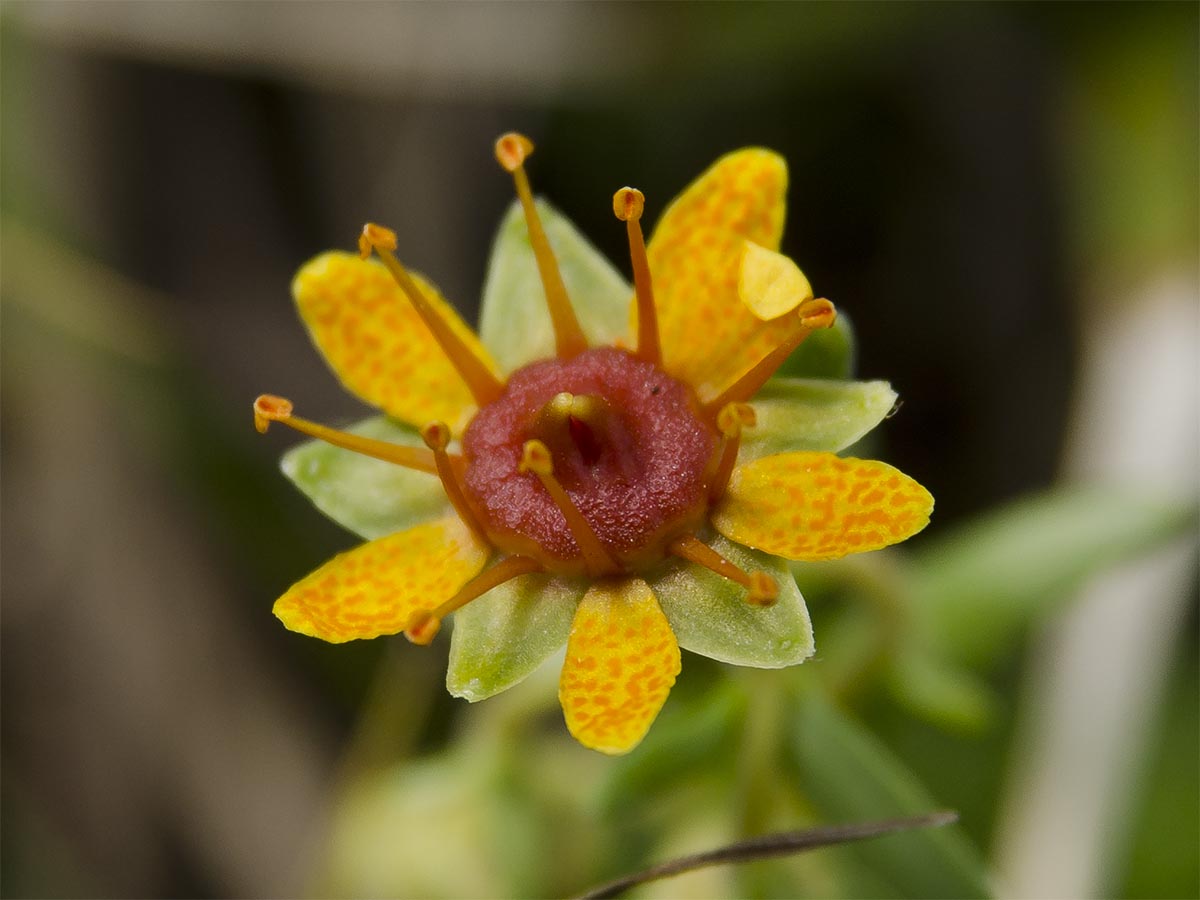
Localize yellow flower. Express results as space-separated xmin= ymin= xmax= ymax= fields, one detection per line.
xmin=254 ymin=133 xmax=932 ymax=755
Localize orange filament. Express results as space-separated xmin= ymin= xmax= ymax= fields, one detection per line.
xmin=495 ymin=133 xmax=588 ymax=359
xmin=359 ymin=223 xmax=504 ymax=406
xmin=613 ymin=187 xmax=661 ymax=364
xmin=405 ymin=554 xmax=542 ymax=644
xmin=420 ymin=421 xmax=488 ymax=543
xmin=253 ymin=395 xmax=438 ymax=474
xmin=520 ymin=439 xmax=618 ymax=575
xmin=709 ymin=402 xmax=756 ymax=502
xmin=668 ymin=534 xmax=779 ymax=607
xmin=704 ymin=297 xmax=837 ymax=413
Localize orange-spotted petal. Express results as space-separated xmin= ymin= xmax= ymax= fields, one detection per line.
xmin=558 ymin=578 xmax=681 ymax=755
xmin=293 ymin=252 xmax=498 ymax=433
xmin=739 ymin=240 xmax=813 ymax=320
xmin=641 ymin=148 xmax=795 ymax=400
xmin=273 ymin=514 xmax=490 ymax=642
xmin=712 ymin=452 xmax=933 ymax=561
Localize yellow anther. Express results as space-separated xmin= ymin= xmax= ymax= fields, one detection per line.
xmin=519 ymin=439 xmax=555 ymax=476
xmin=567 ymin=393 xmax=608 ymax=423
xmin=358 ymin=222 xmax=398 ymax=259
xmin=612 ymin=187 xmax=645 ymax=222
xmin=746 ymin=571 xmax=780 ymax=607
xmin=545 ymin=392 xmax=576 ymax=419
xmin=531 ymin=393 xmax=613 ymax=466
xmin=404 ymin=609 xmax=442 ymax=645
xmin=798 ymin=297 xmax=837 ymax=330
xmin=420 ymin=421 xmax=452 ymax=452
xmin=538 ymin=392 xmax=609 ymax=429
xmin=494 ymin=132 xmax=534 ymax=172
xmin=717 ymin=402 xmax=757 ymax=438
xmin=253 ymin=394 xmax=294 ymax=433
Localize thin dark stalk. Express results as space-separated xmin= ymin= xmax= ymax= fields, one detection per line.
xmin=575 ymin=810 xmax=959 ymax=900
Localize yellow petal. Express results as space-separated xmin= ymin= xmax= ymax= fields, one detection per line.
xmin=641 ymin=149 xmax=796 ymax=399
xmin=739 ymin=240 xmax=813 ymax=320
xmin=712 ymin=452 xmax=933 ymax=561
xmin=293 ymin=252 xmax=497 ymax=433
xmin=274 ymin=515 xmax=489 ymax=642
xmin=558 ymin=578 xmax=681 ymax=755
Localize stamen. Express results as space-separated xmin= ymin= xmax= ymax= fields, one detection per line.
xmin=359 ymin=223 xmax=504 ymax=406
xmin=613 ymin=187 xmax=660 ymax=364
xmin=704 ymin=298 xmax=837 ymax=413
xmin=668 ymin=534 xmax=779 ymax=607
xmin=405 ymin=554 xmax=542 ymax=645
xmin=253 ymin=394 xmax=437 ymax=474
xmin=495 ymin=133 xmax=588 ymax=359
xmin=709 ymin=402 xmax=756 ymax=502
xmin=421 ymin=421 xmax=488 ymax=543
xmin=520 ymin=439 xmax=618 ymax=575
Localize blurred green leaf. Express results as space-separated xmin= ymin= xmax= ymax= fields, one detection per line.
xmin=886 ymin=652 xmax=999 ymax=735
xmin=280 ymin=415 xmax=450 ymax=541
xmin=479 ymin=199 xmax=631 ymax=373
xmin=776 ymin=309 xmax=856 ymax=380
xmin=446 ymin=571 xmax=584 ymax=702
xmin=653 ymin=533 xmax=815 ymax=668
xmin=1118 ymin=650 xmax=1199 ymax=898
xmin=744 ymin=376 xmax=897 ymax=460
xmin=787 ymin=690 xmax=992 ymax=899
xmin=910 ymin=487 xmax=1198 ymax=666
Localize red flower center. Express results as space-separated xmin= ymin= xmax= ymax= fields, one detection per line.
xmin=462 ymin=347 xmax=717 ymax=573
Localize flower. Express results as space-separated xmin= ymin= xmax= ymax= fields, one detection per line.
xmin=254 ymin=133 xmax=932 ymax=755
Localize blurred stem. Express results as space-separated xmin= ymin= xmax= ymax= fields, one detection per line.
xmin=576 ymin=810 xmax=959 ymax=900
xmin=799 ymin=555 xmax=912 ymax=702
xmin=734 ymin=668 xmax=786 ymax=836
xmin=336 ymin=642 xmax=440 ymax=778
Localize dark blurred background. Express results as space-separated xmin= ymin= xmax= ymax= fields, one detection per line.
xmin=2 ymin=3 xmax=1196 ymax=898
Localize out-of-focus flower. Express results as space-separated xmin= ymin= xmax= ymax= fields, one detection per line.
xmin=254 ymin=133 xmax=932 ymax=754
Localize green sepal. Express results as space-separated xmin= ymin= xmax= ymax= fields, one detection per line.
xmin=651 ymin=533 xmax=814 ymax=668
xmin=280 ymin=415 xmax=450 ymax=541
xmin=776 ymin=307 xmax=856 ymax=379
xmin=479 ymin=199 xmax=631 ymax=373
xmin=742 ymin=377 xmax=898 ymax=460
xmin=446 ymin=571 xmax=586 ymax=702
